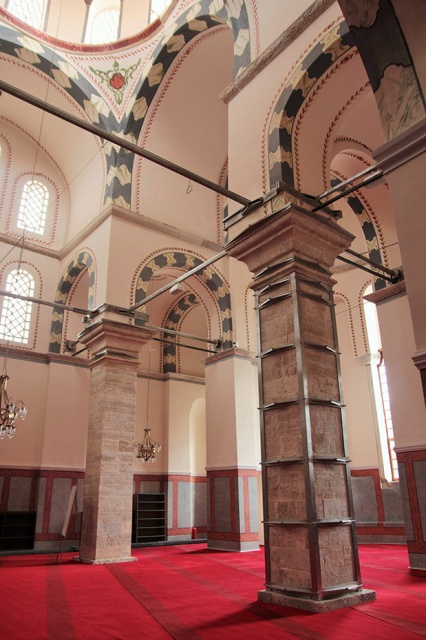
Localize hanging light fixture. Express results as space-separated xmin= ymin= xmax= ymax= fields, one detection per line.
xmin=0 ymin=373 xmax=27 ymax=439
xmin=135 ymin=428 xmax=161 ymax=463
xmin=135 ymin=347 xmax=161 ymax=462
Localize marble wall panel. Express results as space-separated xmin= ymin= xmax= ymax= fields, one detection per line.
xmin=235 ymin=476 xmax=245 ymax=533
xmin=177 ymin=481 xmax=191 ymax=528
xmin=49 ymin=478 xmax=72 ymax=533
xmin=351 ymin=475 xmax=378 ymax=523
xmin=248 ymin=476 xmax=259 ymax=533
xmin=398 ymin=462 xmax=414 ymax=541
xmin=8 ymin=477 xmax=31 ymax=511
xmin=214 ymin=477 xmax=231 ymax=532
xmin=193 ymin=482 xmax=207 ymax=528
xmin=413 ymin=460 xmax=426 ymax=541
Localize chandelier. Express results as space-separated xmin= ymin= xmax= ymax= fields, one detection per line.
xmin=134 ymin=347 xmax=160 ymax=462
xmin=0 ymin=374 xmax=27 ymax=439
xmin=135 ymin=428 xmax=161 ymax=462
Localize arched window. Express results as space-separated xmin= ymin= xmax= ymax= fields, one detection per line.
xmin=18 ymin=179 xmax=49 ymax=236
xmin=5 ymin=0 xmax=47 ymax=30
xmin=86 ymin=3 xmax=121 ymax=44
xmin=0 ymin=269 xmax=35 ymax=344
xmin=363 ymin=287 xmax=398 ymax=481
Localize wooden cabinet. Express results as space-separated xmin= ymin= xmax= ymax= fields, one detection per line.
xmin=0 ymin=511 xmax=36 ymax=551
xmin=132 ymin=493 xmax=166 ymax=544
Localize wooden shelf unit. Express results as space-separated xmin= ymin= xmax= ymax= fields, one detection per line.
xmin=132 ymin=493 xmax=166 ymax=544
xmin=0 ymin=511 xmax=36 ymax=551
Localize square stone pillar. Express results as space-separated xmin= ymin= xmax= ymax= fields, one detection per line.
xmin=226 ymin=196 xmax=376 ymax=611
xmin=77 ymin=317 xmax=153 ymax=564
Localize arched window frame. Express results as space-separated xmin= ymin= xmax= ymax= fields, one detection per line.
xmin=363 ymin=285 xmax=398 ymax=482
xmin=8 ymin=174 xmax=58 ymax=246
xmin=0 ymin=263 xmax=40 ymax=348
xmin=84 ymin=0 xmax=122 ymax=44
xmin=17 ymin=178 xmax=49 ymax=236
xmin=5 ymin=0 xmax=49 ymax=31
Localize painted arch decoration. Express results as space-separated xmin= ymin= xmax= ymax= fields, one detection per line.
xmin=268 ymin=21 xmax=386 ymax=291
xmin=108 ymin=0 xmax=251 ymax=207
xmin=162 ymin=292 xmax=201 ymax=374
xmin=135 ymin=251 xmax=232 ymax=350
xmin=48 ymin=251 xmax=96 ymax=353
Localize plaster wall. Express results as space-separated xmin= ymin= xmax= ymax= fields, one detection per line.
xmin=0 ymin=359 xmax=48 ymax=468
xmin=163 ymin=376 xmax=205 ymax=474
xmin=227 ymin=2 xmax=342 ymax=205
xmin=376 ymin=294 xmax=426 ymax=448
xmin=40 ymin=361 xmax=90 ymax=468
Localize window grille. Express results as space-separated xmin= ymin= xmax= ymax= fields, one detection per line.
xmin=0 ymin=270 xmax=35 ymax=344
xmin=18 ymin=180 xmax=49 ymax=235
xmin=88 ymin=8 xmax=120 ymax=44
xmin=6 ymin=0 xmax=46 ymax=29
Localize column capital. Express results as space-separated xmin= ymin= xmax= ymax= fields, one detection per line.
xmin=78 ymin=318 xmax=154 ymax=363
xmin=226 ymin=202 xmax=353 ymax=283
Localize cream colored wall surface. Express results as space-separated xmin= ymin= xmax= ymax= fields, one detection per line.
xmin=254 ymin=0 xmax=327 ymax=55
xmin=335 ymin=300 xmax=380 ymax=469
xmin=205 ymin=355 xmax=238 ymax=468
xmin=40 ymin=361 xmax=90 ymax=469
xmin=227 ymin=2 xmax=342 ymax=207
xmin=377 ymin=295 xmax=426 ymax=448
xmin=164 ymin=377 xmax=205 ymax=474
xmin=133 ymin=26 xmax=232 ymax=242
xmin=0 ymin=359 xmax=48 ymax=468
xmin=234 ymin=356 xmax=261 ymax=468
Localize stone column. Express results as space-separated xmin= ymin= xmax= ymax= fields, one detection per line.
xmin=226 ymin=196 xmax=375 ymax=611
xmin=78 ymin=317 xmax=153 ymax=564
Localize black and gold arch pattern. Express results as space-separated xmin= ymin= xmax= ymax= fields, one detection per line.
xmin=268 ymin=21 xmax=354 ymax=188
xmin=108 ymin=0 xmax=251 ymax=207
xmin=331 ymin=177 xmax=386 ymax=291
xmin=1 ymin=1 xmax=251 ymax=210
xmin=268 ymin=22 xmax=389 ymax=290
xmin=135 ymin=251 xmax=232 ymax=350
xmin=48 ymin=251 xmax=95 ymax=353
xmin=162 ymin=292 xmax=200 ymax=374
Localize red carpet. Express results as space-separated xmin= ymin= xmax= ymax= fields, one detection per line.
xmin=0 ymin=544 xmax=425 ymax=639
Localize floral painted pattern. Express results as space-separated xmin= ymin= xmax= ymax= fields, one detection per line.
xmin=89 ymin=59 xmax=141 ymax=104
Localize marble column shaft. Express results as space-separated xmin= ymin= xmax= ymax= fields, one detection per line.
xmin=227 ymin=201 xmax=375 ymax=609
xmin=78 ymin=318 xmax=152 ymax=564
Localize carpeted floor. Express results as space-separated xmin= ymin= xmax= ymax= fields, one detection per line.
xmin=1 ymin=544 xmax=425 ymax=639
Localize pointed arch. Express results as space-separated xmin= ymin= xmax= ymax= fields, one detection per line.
xmin=134 ymin=250 xmax=232 ymax=350
xmin=162 ymin=292 xmax=201 ymax=373
xmin=48 ymin=251 xmax=96 ymax=353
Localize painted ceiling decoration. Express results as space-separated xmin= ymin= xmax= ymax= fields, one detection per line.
xmin=89 ymin=58 xmax=142 ymax=105
xmin=135 ymin=251 xmax=232 ymax=350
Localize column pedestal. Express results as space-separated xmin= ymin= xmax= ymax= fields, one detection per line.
xmin=78 ymin=318 xmax=153 ymax=564
xmin=226 ymin=197 xmax=375 ymax=610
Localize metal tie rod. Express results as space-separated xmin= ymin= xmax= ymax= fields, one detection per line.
xmin=129 ymin=249 xmax=227 ymax=312
xmin=0 ymin=80 xmax=251 ymax=207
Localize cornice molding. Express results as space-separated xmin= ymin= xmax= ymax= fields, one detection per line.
xmin=220 ymin=0 xmax=336 ymax=104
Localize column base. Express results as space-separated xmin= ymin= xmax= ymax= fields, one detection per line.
xmin=207 ymin=538 xmax=260 ymax=552
xmin=258 ymin=588 xmax=376 ymax=613
xmin=78 ymin=555 xmax=137 ymax=565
